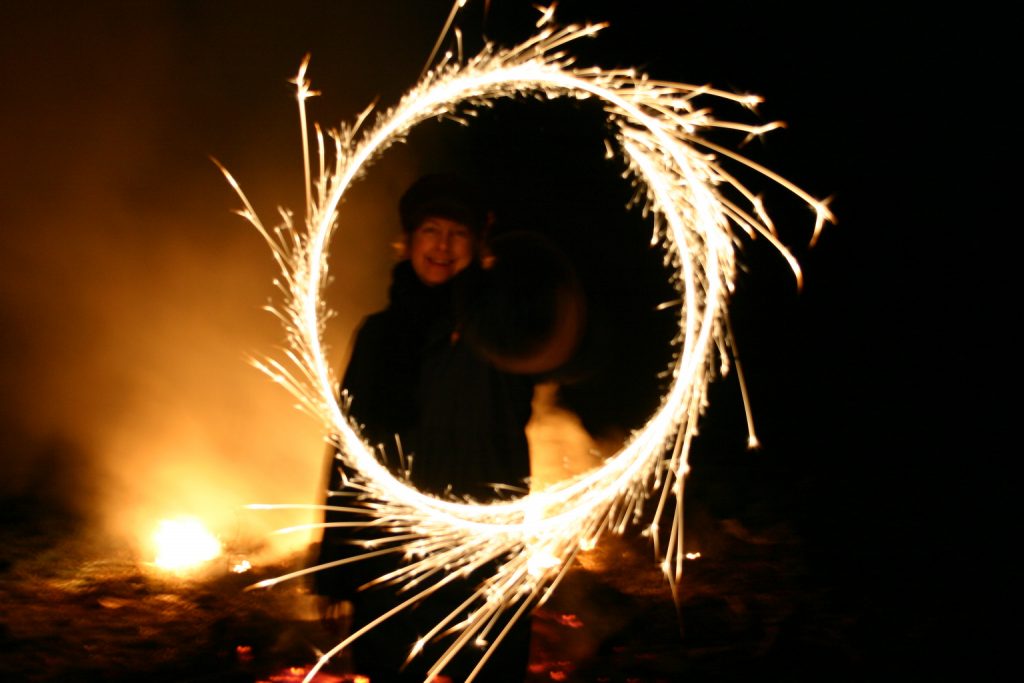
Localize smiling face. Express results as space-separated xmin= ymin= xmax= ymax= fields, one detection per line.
xmin=408 ymin=216 xmax=478 ymax=286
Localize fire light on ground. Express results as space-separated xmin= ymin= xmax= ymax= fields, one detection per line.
xmin=152 ymin=516 xmax=223 ymax=571
xmin=255 ymin=666 xmax=355 ymax=683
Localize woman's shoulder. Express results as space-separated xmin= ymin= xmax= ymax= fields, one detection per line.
xmin=352 ymin=301 xmax=437 ymax=350
xmin=352 ymin=308 xmax=398 ymax=343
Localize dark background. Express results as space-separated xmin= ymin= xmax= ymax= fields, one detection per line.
xmin=1 ymin=0 xmax=976 ymax=678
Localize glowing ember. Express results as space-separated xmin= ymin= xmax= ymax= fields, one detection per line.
xmin=232 ymin=559 xmax=253 ymax=573
xmin=557 ymin=613 xmax=584 ymax=629
xmin=152 ymin=517 xmax=222 ymax=571
xmin=224 ymin=4 xmax=831 ymax=681
xmin=255 ymin=667 xmax=346 ymax=683
xmin=685 ymin=551 xmax=702 ymax=560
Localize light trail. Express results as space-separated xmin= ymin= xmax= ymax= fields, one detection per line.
xmin=222 ymin=9 xmax=832 ymax=682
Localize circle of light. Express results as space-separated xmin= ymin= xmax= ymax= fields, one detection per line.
xmin=227 ymin=23 xmax=831 ymax=682
xmin=317 ymin=63 xmax=715 ymax=541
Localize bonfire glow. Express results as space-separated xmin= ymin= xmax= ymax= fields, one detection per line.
xmin=223 ymin=5 xmax=831 ymax=681
xmin=152 ymin=517 xmax=223 ymax=571
xmin=231 ymin=559 xmax=253 ymax=574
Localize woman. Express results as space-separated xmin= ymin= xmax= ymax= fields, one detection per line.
xmin=315 ymin=173 xmax=584 ymax=681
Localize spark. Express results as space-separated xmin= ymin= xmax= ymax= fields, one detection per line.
xmin=533 ymin=4 xmax=558 ymax=28
xmin=223 ymin=9 xmax=832 ymax=683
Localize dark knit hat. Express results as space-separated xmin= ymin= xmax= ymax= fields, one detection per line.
xmin=398 ymin=173 xmax=490 ymax=235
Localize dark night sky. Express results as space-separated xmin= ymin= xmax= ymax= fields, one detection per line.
xmin=0 ymin=0 xmax=975 ymax=666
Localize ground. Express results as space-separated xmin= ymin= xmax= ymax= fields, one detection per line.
xmin=0 ymin=494 xmax=919 ymax=683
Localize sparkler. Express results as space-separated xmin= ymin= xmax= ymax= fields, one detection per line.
xmin=222 ymin=6 xmax=832 ymax=681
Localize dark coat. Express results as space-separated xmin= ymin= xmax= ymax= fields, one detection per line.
xmin=340 ymin=259 xmax=534 ymax=499
xmin=314 ymin=260 xmax=535 ymax=598
xmin=313 ymin=259 xmax=538 ymax=681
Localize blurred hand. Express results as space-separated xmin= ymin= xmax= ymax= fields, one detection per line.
xmin=463 ymin=230 xmax=586 ymax=375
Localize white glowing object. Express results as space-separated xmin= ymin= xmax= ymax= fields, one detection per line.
xmin=223 ymin=9 xmax=831 ymax=682
xmin=152 ymin=517 xmax=222 ymax=571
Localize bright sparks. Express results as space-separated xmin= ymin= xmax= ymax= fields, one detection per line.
xmin=222 ymin=9 xmax=832 ymax=683
xmin=152 ymin=517 xmax=222 ymax=571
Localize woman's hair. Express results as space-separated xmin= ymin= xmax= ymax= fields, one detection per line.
xmin=399 ymin=173 xmax=490 ymax=236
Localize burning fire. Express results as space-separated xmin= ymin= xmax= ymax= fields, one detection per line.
xmin=232 ymin=558 xmax=253 ymax=573
xmin=152 ymin=516 xmax=223 ymax=571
